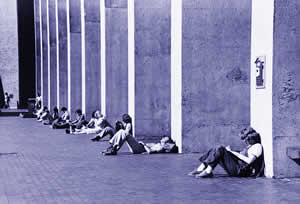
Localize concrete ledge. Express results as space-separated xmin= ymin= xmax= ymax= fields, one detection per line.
xmin=287 ymin=146 xmax=300 ymax=160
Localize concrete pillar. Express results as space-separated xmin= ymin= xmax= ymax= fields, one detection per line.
xmin=252 ymin=0 xmax=300 ymax=178
xmin=69 ymin=0 xmax=82 ymax=118
xmin=49 ymin=0 xmax=58 ymax=109
xmin=41 ymin=0 xmax=49 ymax=106
xmin=182 ymin=0 xmax=251 ymax=152
xmin=171 ymin=0 xmax=182 ymax=153
xmin=83 ymin=0 xmax=101 ymax=118
xmin=57 ymin=0 xmax=68 ymax=109
xmin=105 ymin=0 xmax=128 ymax=123
xmin=34 ymin=0 xmax=42 ymax=97
xmin=251 ymin=0 xmax=274 ymax=178
xmin=272 ymin=0 xmax=300 ymax=178
xmin=128 ymin=0 xmax=135 ymax=135
xmin=134 ymin=0 xmax=171 ymax=139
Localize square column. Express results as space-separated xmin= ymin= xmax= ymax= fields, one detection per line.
xmin=57 ymin=0 xmax=69 ymax=109
xmin=49 ymin=0 xmax=58 ymax=109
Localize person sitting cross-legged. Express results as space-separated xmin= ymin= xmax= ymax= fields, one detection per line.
xmin=52 ymin=107 xmax=70 ymax=129
xmin=65 ymin=109 xmax=87 ymax=134
xmin=42 ymin=106 xmax=59 ymax=125
xmin=188 ymin=128 xmax=264 ymax=178
xmin=73 ymin=110 xmax=107 ymax=135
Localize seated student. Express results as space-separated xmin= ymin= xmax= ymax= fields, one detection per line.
xmin=188 ymin=128 xmax=264 ymax=178
xmin=65 ymin=109 xmax=87 ymax=134
xmin=90 ymin=120 xmax=124 ymax=142
xmin=102 ymin=114 xmax=146 ymax=155
xmin=36 ymin=106 xmax=48 ymax=121
xmin=141 ymin=137 xmax=178 ymax=154
xmin=42 ymin=106 xmax=59 ymax=125
xmin=72 ymin=110 xmax=109 ymax=135
xmin=52 ymin=107 xmax=70 ymax=129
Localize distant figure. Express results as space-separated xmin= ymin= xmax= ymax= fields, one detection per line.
xmin=4 ymin=92 xmax=10 ymax=109
xmin=73 ymin=110 xmax=108 ymax=135
xmin=35 ymin=93 xmax=42 ymax=110
xmin=188 ymin=127 xmax=264 ymax=178
xmin=36 ymin=106 xmax=48 ymax=120
xmin=52 ymin=107 xmax=70 ymax=129
xmin=65 ymin=109 xmax=87 ymax=134
xmin=42 ymin=106 xmax=59 ymax=125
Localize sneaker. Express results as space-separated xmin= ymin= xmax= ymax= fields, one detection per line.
xmin=102 ymin=145 xmax=117 ymax=155
xmin=188 ymin=169 xmax=203 ymax=176
xmin=195 ymin=171 xmax=213 ymax=178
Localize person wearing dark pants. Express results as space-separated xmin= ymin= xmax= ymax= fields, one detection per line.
xmin=188 ymin=128 xmax=264 ymax=178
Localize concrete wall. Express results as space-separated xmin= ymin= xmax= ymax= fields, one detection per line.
xmin=69 ymin=0 xmax=82 ymax=117
xmin=272 ymin=0 xmax=300 ymax=177
xmin=57 ymin=0 xmax=68 ymax=109
xmin=0 ymin=0 xmax=19 ymax=108
xmin=182 ymin=0 xmax=251 ymax=152
xmin=134 ymin=0 xmax=171 ymax=139
xmin=41 ymin=0 xmax=49 ymax=106
xmin=49 ymin=0 xmax=58 ymax=109
xmin=84 ymin=0 xmax=101 ymax=118
xmin=34 ymin=0 xmax=42 ymax=97
xmin=105 ymin=0 xmax=128 ymax=124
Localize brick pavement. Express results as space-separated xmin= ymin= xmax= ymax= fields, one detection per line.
xmin=0 ymin=117 xmax=300 ymax=204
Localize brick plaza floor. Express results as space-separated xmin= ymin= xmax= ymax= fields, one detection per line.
xmin=0 ymin=117 xmax=300 ymax=204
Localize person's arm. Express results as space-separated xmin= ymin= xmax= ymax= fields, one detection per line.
xmin=226 ymin=146 xmax=256 ymax=164
xmin=124 ymin=123 xmax=132 ymax=136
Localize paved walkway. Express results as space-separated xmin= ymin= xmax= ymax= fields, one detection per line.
xmin=0 ymin=117 xmax=300 ymax=204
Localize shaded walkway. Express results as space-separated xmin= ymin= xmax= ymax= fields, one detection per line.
xmin=0 ymin=117 xmax=300 ymax=204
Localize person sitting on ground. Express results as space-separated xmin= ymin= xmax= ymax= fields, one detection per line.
xmin=4 ymin=92 xmax=10 ymax=109
xmin=35 ymin=93 xmax=42 ymax=111
xmin=36 ymin=106 xmax=48 ymax=121
xmin=73 ymin=110 xmax=107 ymax=135
xmin=102 ymin=114 xmax=145 ymax=155
xmin=65 ymin=109 xmax=87 ymax=134
xmin=42 ymin=106 xmax=59 ymax=125
xmin=52 ymin=107 xmax=70 ymax=129
xmin=188 ymin=128 xmax=264 ymax=178
xmin=90 ymin=120 xmax=123 ymax=142
xmin=141 ymin=137 xmax=178 ymax=154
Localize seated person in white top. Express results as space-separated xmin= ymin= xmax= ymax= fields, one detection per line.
xmin=188 ymin=128 xmax=264 ymax=178
xmin=52 ymin=107 xmax=70 ymax=129
xmin=141 ymin=137 xmax=178 ymax=154
xmin=73 ymin=110 xmax=108 ymax=135
xmin=36 ymin=106 xmax=48 ymax=120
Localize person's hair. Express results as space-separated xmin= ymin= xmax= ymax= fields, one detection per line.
xmin=240 ymin=126 xmax=256 ymax=140
xmin=246 ymin=132 xmax=261 ymax=145
xmin=61 ymin=107 xmax=67 ymax=112
xmin=75 ymin=109 xmax=82 ymax=115
xmin=115 ymin=121 xmax=124 ymax=132
xmin=5 ymin=92 xmax=8 ymax=95
xmin=46 ymin=110 xmax=50 ymax=114
xmin=91 ymin=111 xmax=96 ymax=118
xmin=43 ymin=106 xmax=48 ymax=111
xmin=37 ymin=92 xmax=40 ymax=96
xmin=53 ymin=106 xmax=58 ymax=113
xmin=122 ymin=114 xmax=132 ymax=124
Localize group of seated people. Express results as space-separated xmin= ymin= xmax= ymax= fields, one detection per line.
xmin=32 ymin=96 xmax=265 ymax=178
xmin=33 ymin=103 xmax=179 ymax=156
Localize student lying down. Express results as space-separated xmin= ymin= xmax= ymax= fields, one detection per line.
xmin=101 ymin=114 xmax=178 ymax=155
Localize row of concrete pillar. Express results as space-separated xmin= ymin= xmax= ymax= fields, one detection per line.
xmin=34 ymin=0 xmax=300 ymax=177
